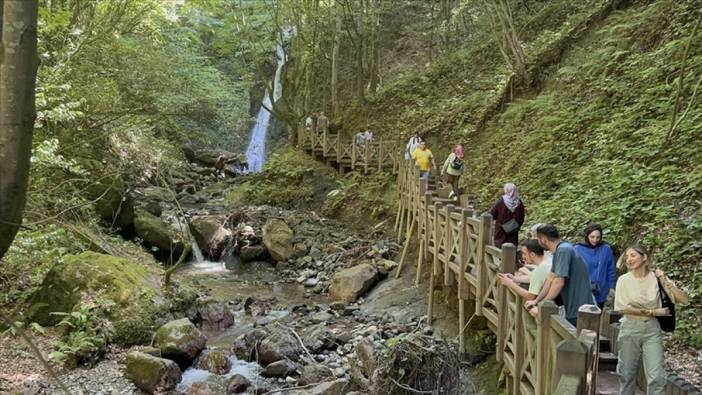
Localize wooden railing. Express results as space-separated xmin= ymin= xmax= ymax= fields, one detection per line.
xmin=296 ymin=125 xmax=700 ymax=395
xmin=297 ymin=125 xmax=400 ymax=173
xmin=393 ymin=157 xmax=601 ymax=395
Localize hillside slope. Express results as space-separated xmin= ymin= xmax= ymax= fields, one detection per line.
xmin=349 ymin=0 xmax=702 ymax=347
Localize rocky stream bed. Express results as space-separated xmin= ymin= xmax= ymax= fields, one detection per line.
xmin=2 ymin=152 xmax=477 ymax=395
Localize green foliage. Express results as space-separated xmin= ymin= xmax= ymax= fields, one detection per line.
xmin=49 ymin=306 xmax=107 ymax=368
xmin=227 ymin=148 xmax=335 ymax=208
xmin=338 ymin=0 xmax=702 ymax=347
xmin=0 ymin=225 xmax=86 ymax=308
xmin=323 ymin=172 xmax=397 ymax=227
xmin=457 ymin=1 xmax=702 ymax=345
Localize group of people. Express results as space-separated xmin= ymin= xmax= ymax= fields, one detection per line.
xmin=304 ymin=112 xmax=329 ymax=134
xmin=403 ymin=132 xmax=689 ymax=395
xmin=405 ymin=132 xmax=465 ymax=198
xmin=490 ymin=189 xmax=688 ymax=395
xmin=354 ymin=128 xmax=374 ymax=148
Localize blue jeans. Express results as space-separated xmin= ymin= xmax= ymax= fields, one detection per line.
xmin=419 ymin=170 xmax=430 ymax=180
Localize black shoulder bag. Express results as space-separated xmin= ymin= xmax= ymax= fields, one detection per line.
xmin=656 ymin=278 xmax=676 ymax=333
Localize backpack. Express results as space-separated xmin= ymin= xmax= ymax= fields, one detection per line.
xmin=450 ymin=156 xmax=464 ymax=170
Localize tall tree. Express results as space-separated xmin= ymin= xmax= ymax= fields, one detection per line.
xmin=0 ymin=0 xmax=39 ymax=260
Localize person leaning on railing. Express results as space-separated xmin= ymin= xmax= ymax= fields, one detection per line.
xmin=614 ymin=244 xmax=688 ymax=395
xmin=498 ymin=239 xmax=553 ymax=306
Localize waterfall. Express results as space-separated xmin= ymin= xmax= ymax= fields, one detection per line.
xmin=191 ymin=238 xmax=205 ymax=262
xmin=245 ymin=43 xmax=286 ymax=173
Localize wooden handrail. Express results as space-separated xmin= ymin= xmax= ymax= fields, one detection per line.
xmin=295 ymin=128 xmax=696 ymax=395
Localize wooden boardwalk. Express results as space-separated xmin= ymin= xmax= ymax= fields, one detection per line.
xmin=297 ymin=127 xmax=701 ymax=395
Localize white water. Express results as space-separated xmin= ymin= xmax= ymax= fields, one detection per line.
xmin=191 ymin=238 xmax=205 ymax=262
xmin=245 ymin=43 xmax=286 ymax=172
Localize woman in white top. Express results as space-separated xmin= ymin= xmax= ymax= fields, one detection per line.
xmin=614 ymin=244 xmax=688 ymax=395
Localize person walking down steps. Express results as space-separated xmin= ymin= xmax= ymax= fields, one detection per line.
xmin=405 ymin=132 xmax=422 ymax=160
xmin=440 ymin=144 xmax=465 ymax=199
xmin=411 ymin=141 xmax=436 ymax=195
xmin=614 ymin=244 xmax=688 ymax=395
xmin=490 ymin=183 xmax=525 ymax=248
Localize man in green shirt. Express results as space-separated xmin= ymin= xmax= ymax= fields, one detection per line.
xmin=525 ymin=224 xmax=595 ymax=326
xmin=498 ymin=239 xmax=552 ymax=302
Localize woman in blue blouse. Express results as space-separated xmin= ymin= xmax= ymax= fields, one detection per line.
xmin=574 ymin=223 xmax=616 ymax=308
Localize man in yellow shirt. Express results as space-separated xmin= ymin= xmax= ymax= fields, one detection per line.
xmin=411 ymin=141 xmax=436 ymax=182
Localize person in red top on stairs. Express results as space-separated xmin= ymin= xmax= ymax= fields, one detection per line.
xmin=490 ymin=183 xmax=525 ymax=248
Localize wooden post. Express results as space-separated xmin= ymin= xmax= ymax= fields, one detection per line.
xmin=475 ymin=213 xmax=492 ymax=316
xmin=576 ymin=304 xmax=601 ymax=336
xmin=443 ymin=204 xmax=455 ymax=286
xmin=336 ymin=133 xmax=342 ymax=164
xmin=322 ymin=128 xmax=328 ymax=157
xmin=364 ymin=139 xmax=370 ymax=174
xmin=428 ymin=201 xmax=442 ymax=323
xmin=537 ymin=300 xmax=559 ymax=395
xmin=576 ymin=304 xmax=601 ymax=395
xmin=513 ymin=292 xmax=525 ymax=395
xmin=416 ymin=192 xmax=433 ymax=286
xmin=457 ymin=208 xmax=470 ymax=299
xmin=496 ymin=243 xmax=517 ymax=363
xmin=553 ymin=339 xmax=589 ymax=395
xmin=351 ymin=140 xmax=356 ymax=170
xmin=394 ymin=220 xmax=415 ymax=278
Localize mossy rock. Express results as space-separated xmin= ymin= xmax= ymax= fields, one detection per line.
xmin=153 ymin=318 xmax=207 ymax=368
xmin=133 ymin=209 xmax=185 ymax=257
xmin=85 ymin=176 xmax=134 ymax=230
xmin=28 ymin=251 xmax=166 ymax=345
xmin=125 ymin=351 xmax=181 ymax=393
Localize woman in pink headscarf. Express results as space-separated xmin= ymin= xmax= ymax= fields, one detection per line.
xmin=440 ymin=144 xmax=465 ymax=199
xmin=490 ymin=182 xmax=525 ymax=248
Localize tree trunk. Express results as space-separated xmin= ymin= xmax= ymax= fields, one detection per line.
xmin=330 ymin=7 xmax=341 ymax=118
xmin=0 ymin=0 xmax=39 ymax=260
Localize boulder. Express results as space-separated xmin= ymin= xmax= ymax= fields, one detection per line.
xmin=329 ymin=264 xmax=379 ymax=302
xmin=284 ymin=379 xmax=349 ymax=395
xmin=258 ymin=326 xmax=302 ymax=365
xmin=194 ymin=349 xmax=232 ymax=375
xmin=140 ymin=200 xmax=162 ymax=217
xmin=260 ymin=359 xmax=296 ymax=378
xmin=191 ymin=149 xmax=243 ymax=167
xmin=188 ymin=382 xmax=214 ymax=395
xmin=190 ymin=216 xmax=231 ymax=260
xmin=231 ymin=328 xmax=268 ymax=361
xmin=134 ymin=209 xmax=185 ymax=257
xmin=125 ymin=351 xmax=181 ymax=393
xmin=153 ymin=318 xmax=207 ymax=368
xmin=262 ymin=219 xmax=294 ymax=261
xmin=139 ymin=186 xmax=175 ymax=203
xmin=226 ymin=374 xmax=251 ymax=394
xmin=301 ymin=324 xmax=336 ymax=353
xmin=28 ymin=252 xmax=165 ymax=345
xmin=239 ymin=244 xmax=267 ymax=262
xmin=298 ymin=365 xmax=334 ymax=386
xmin=85 ymin=176 xmax=134 ymax=230
xmin=197 ymin=300 xmax=234 ymax=330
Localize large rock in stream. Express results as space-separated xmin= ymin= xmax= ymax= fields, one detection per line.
xmin=262 ymin=218 xmax=294 ymax=261
xmin=85 ymin=176 xmax=134 ymax=230
xmin=329 ymin=263 xmax=379 ymax=302
xmin=190 ymin=216 xmax=231 ymax=260
xmin=28 ymin=251 xmax=166 ymax=345
xmin=257 ymin=326 xmax=302 ymax=365
xmin=153 ymin=318 xmax=207 ymax=368
xmin=134 ymin=209 xmax=185 ymax=257
xmin=125 ymin=351 xmax=182 ymax=393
